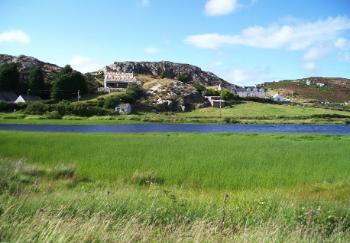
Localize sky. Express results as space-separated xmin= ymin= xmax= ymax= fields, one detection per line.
xmin=0 ymin=0 xmax=350 ymax=85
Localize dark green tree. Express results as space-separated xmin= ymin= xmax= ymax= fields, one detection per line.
xmin=0 ymin=63 xmax=20 ymax=91
xmin=51 ymin=65 xmax=87 ymax=100
xmin=28 ymin=66 xmax=45 ymax=96
xmin=125 ymin=83 xmax=145 ymax=103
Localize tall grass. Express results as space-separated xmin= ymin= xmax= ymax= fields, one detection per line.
xmin=0 ymin=158 xmax=349 ymax=242
xmin=0 ymin=131 xmax=349 ymax=190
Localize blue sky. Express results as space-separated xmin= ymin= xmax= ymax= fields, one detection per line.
xmin=0 ymin=0 xmax=350 ymax=85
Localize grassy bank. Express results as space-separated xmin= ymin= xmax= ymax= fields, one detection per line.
xmin=0 ymin=131 xmax=349 ymax=242
xmin=1 ymin=101 xmax=350 ymax=125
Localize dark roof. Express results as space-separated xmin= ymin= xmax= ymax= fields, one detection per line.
xmin=0 ymin=91 xmax=17 ymax=102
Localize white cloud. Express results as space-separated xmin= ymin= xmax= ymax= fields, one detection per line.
xmin=140 ymin=0 xmax=150 ymax=7
xmin=226 ymin=67 xmax=270 ymax=85
xmin=205 ymin=0 xmax=237 ymax=16
xmin=70 ymin=56 xmax=103 ymax=73
xmin=335 ymin=38 xmax=348 ymax=49
xmin=303 ymin=62 xmax=317 ymax=71
xmin=303 ymin=46 xmax=330 ymax=61
xmin=0 ymin=30 xmax=30 ymax=44
xmin=144 ymin=47 xmax=159 ymax=54
xmin=339 ymin=53 xmax=350 ymax=62
xmin=185 ymin=16 xmax=350 ymax=50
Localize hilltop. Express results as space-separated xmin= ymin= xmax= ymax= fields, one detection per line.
xmin=263 ymin=77 xmax=350 ymax=103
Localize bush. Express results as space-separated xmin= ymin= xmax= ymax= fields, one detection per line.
xmin=104 ymin=95 xmax=122 ymax=109
xmin=131 ymin=170 xmax=164 ymax=186
xmin=204 ymin=88 xmax=220 ymax=96
xmin=45 ymin=111 xmax=62 ymax=119
xmin=193 ymin=83 xmax=206 ymax=94
xmin=25 ymin=102 xmax=49 ymax=115
xmin=176 ymin=74 xmax=191 ymax=83
xmin=0 ymin=102 xmax=26 ymax=112
xmin=221 ymin=90 xmax=238 ymax=101
xmin=71 ymin=103 xmax=109 ymax=117
xmin=126 ymin=83 xmax=145 ymax=103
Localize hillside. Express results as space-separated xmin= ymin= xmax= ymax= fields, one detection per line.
xmin=0 ymin=54 xmax=61 ymax=83
xmin=263 ymin=77 xmax=350 ymax=103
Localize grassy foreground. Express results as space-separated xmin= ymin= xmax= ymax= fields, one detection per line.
xmin=0 ymin=131 xmax=350 ymax=242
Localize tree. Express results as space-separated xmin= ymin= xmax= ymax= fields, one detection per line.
xmin=204 ymin=88 xmax=220 ymax=96
xmin=28 ymin=66 xmax=45 ymax=96
xmin=0 ymin=63 xmax=20 ymax=92
xmin=221 ymin=90 xmax=238 ymax=101
xmin=125 ymin=83 xmax=145 ymax=103
xmin=51 ymin=65 xmax=87 ymax=100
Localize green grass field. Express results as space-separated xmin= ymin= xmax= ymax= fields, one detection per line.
xmin=1 ymin=131 xmax=350 ymax=241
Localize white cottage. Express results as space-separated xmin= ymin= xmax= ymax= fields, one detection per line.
xmin=100 ymin=67 xmax=139 ymax=93
xmin=14 ymin=95 xmax=41 ymax=104
xmin=234 ymin=86 xmax=267 ymax=99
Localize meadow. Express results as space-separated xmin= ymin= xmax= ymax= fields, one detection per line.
xmin=0 ymin=131 xmax=350 ymax=242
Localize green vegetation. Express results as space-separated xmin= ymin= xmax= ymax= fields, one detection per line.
xmin=2 ymin=101 xmax=349 ymax=125
xmin=0 ymin=62 xmax=20 ymax=92
xmin=51 ymin=65 xmax=87 ymax=100
xmin=28 ymin=66 xmax=46 ymax=97
xmin=0 ymin=131 xmax=349 ymax=241
xmin=1 ymin=131 xmax=350 ymax=189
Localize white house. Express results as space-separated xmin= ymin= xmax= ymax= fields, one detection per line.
xmin=99 ymin=67 xmax=140 ymax=93
xmin=14 ymin=95 xmax=41 ymax=104
xmin=272 ymin=94 xmax=288 ymax=102
xmin=233 ymin=86 xmax=267 ymax=99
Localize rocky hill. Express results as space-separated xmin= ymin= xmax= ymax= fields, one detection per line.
xmin=262 ymin=77 xmax=350 ymax=103
xmin=105 ymin=61 xmax=232 ymax=87
xmin=0 ymin=54 xmax=61 ymax=83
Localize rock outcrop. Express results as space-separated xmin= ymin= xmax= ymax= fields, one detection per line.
xmin=0 ymin=54 xmax=61 ymax=83
xmin=106 ymin=61 xmax=231 ymax=87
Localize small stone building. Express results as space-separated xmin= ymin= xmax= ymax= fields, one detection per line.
xmin=114 ymin=103 xmax=132 ymax=115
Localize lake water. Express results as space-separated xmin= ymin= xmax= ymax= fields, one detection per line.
xmin=0 ymin=123 xmax=350 ymax=134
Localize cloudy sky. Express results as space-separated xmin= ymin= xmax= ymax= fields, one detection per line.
xmin=1 ymin=0 xmax=350 ymax=85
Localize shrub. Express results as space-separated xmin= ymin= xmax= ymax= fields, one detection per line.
xmin=204 ymin=88 xmax=220 ymax=96
xmin=0 ymin=102 xmax=26 ymax=112
xmin=131 ymin=170 xmax=164 ymax=186
xmin=45 ymin=111 xmax=62 ymax=119
xmin=71 ymin=103 xmax=109 ymax=117
xmin=126 ymin=83 xmax=145 ymax=103
xmin=193 ymin=83 xmax=206 ymax=94
xmin=25 ymin=102 xmax=49 ymax=115
xmin=104 ymin=95 xmax=122 ymax=109
xmin=176 ymin=74 xmax=191 ymax=83
xmin=221 ymin=90 xmax=238 ymax=101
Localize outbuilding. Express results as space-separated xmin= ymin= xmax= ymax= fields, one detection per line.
xmin=114 ymin=103 xmax=132 ymax=115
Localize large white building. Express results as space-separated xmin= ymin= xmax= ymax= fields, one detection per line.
xmin=100 ymin=67 xmax=139 ymax=92
xmin=233 ymin=86 xmax=267 ymax=99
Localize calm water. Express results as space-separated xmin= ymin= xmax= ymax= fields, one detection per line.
xmin=0 ymin=123 xmax=350 ymax=134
